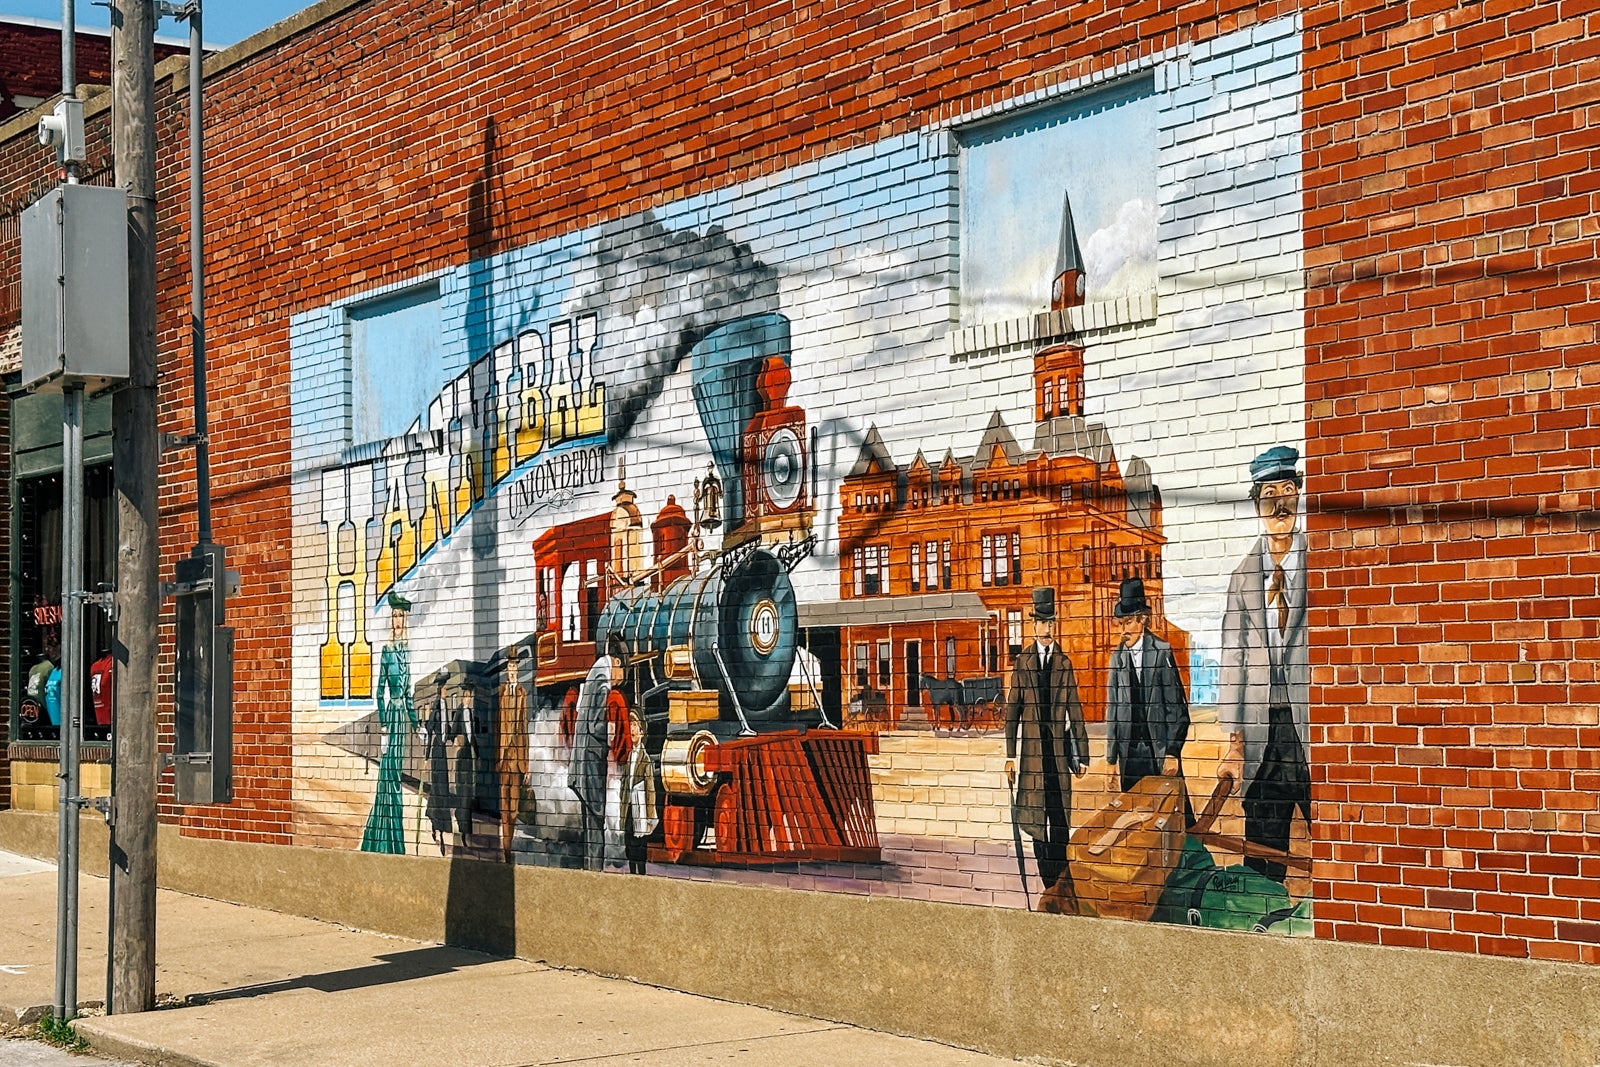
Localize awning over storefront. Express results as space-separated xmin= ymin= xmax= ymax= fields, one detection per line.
xmin=797 ymin=592 xmax=991 ymax=628
xmin=10 ymin=386 xmax=114 ymax=477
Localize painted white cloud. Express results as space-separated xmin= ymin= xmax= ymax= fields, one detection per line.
xmin=1083 ymin=197 xmax=1157 ymax=299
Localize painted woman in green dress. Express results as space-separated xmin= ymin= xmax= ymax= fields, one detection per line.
xmin=361 ymin=592 xmax=416 ymax=853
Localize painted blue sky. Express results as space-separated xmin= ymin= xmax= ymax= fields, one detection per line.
xmin=959 ymin=77 xmax=1159 ymax=325
xmin=1 ymin=1 xmax=312 ymax=47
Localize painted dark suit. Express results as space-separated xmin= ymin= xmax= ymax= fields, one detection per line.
xmin=1220 ymin=530 xmax=1309 ymax=881
xmin=422 ymin=685 xmax=453 ymax=844
xmin=569 ymin=658 xmax=619 ymax=871
xmin=1005 ymin=642 xmax=1089 ymax=892
xmin=1106 ymin=629 xmax=1189 ymax=794
xmin=423 ymin=670 xmax=478 ymax=844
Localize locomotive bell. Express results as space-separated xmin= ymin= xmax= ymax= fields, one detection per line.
xmin=694 ymin=466 xmax=722 ymax=531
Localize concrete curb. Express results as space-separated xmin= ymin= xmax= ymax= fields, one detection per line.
xmin=67 ymin=1022 xmax=227 ymax=1067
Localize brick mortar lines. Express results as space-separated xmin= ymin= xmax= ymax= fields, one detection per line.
xmin=1302 ymin=0 xmax=1600 ymax=963
xmin=1 ymin=0 xmax=1596 ymax=960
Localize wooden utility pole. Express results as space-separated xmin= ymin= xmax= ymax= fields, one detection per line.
xmin=109 ymin=0 xmax=160 ymax=1015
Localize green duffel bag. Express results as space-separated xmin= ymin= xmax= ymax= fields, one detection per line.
xmin=1254 ymin=897 xmax=1315 ymax=936
xmin=1150 ymin=837 xmax=1293 ymax=932
xmin=1184 ymin=866 xmax=1293 ymax=931
xmin=1150 ymin=836 xmax=1217 ymax=925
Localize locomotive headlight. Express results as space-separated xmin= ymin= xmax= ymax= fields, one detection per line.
xmin=763 ymin=427 xmax=803 ymax=509
xmin=749 ymin=598 xmax=780 ymax=656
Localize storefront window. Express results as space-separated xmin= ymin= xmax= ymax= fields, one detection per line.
xmin=15 ymin=465 xmax=117 ymax=743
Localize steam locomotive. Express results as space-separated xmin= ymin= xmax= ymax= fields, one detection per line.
xmin=531 ymin=313 xmax=881 ymax=866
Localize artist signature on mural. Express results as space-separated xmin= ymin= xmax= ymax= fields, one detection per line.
xmin=513 ymin=485 xmax=577 ymax=526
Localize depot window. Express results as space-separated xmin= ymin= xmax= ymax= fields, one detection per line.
xmin=980 ymin=531 xmax=1022 ymax=588
xmin=853 ymin=544 xmax=889 ymax=596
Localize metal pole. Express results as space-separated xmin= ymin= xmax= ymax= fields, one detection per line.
xmin=110 ymin=0 xmax=160 ymax=1016
xmin=104 ymin=656 xmax=116 ymax=1013
xmin=189 ymin=3 xmax=210 ymax=547
xmin=56 ymin=385 xmax=86 ymax=1020
xmin=52 ymin=0 xmax=82 ymax=1024
xmin=59 ymin=0 xmax=78 ymax=186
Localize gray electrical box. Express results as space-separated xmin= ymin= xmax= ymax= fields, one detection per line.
xmin=172 ymin=544 xmax=235 ymax=806
xmin=20 ymin=184 xmax=130 ymax=394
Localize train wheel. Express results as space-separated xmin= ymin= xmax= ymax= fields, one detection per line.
xmin=660 ymin=802 xmax=696 ymax=863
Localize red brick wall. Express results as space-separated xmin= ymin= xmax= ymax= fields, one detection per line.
xmin=1304 ymin=0 xmax=1600 ymax=963
xmin=179 ymin=0 xmax=1294 ymax=317
xmin=0 ymin=22 xmax=186 ymax=121
xmin=1 ymin=0 xmax=1596 ymax=960
xmin=0 ymin=81 xmax=295 ymax=843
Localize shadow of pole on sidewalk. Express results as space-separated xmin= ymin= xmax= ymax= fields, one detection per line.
xmin=188 ymin=944 xmax=500 ymax=1005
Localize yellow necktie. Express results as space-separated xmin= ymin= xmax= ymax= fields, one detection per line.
xmin=1268 ymin=564 xmax=1287 ymax=636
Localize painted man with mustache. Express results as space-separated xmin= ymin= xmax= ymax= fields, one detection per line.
xmin=1218 ymin=445 xmax=1310 ymax=883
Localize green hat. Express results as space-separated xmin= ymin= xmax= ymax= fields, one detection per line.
xmin=386 ymin=590 xmax=412 ymax=612
xmin=1249 ymin=445 xmax=1300 ymax=485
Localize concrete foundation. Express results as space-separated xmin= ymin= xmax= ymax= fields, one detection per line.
xmin=1 ymin=809 xmax=1594 ymax=1067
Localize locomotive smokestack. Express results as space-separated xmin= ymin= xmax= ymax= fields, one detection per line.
xmin=688 ymin=313 xmax=793 ymax=540
xmin=576 ymin=212 xmax=779 ymax=445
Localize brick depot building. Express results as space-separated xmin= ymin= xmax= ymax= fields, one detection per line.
xmin=1 ymin=0 xmax=1597 ymax=1060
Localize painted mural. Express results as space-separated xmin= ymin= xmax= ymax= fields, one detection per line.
xmin=291 ymin=18 xmax=1310 ymax=934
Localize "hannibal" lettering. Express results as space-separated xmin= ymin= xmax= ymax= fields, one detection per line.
xmin=318 ymin=313 xmax=604 ymax=700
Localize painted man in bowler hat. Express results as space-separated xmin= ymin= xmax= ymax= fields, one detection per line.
xmin=1219 ymin=445 xmax=1310 ymax=882
xmin=1005 ymin=587 xmax=1090 ymax=894
xmin=1105 ymin=576 xmax=1192 ymax=822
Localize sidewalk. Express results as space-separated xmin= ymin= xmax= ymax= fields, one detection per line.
xmin=0 ymin=850 xmax=1028 ymax=1067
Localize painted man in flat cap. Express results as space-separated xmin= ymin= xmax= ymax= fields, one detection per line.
xmin=1005 ymin=587 xmax=1090 ymax=894
xmin=1219 ymin=445 xmax=1310 ymax=883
